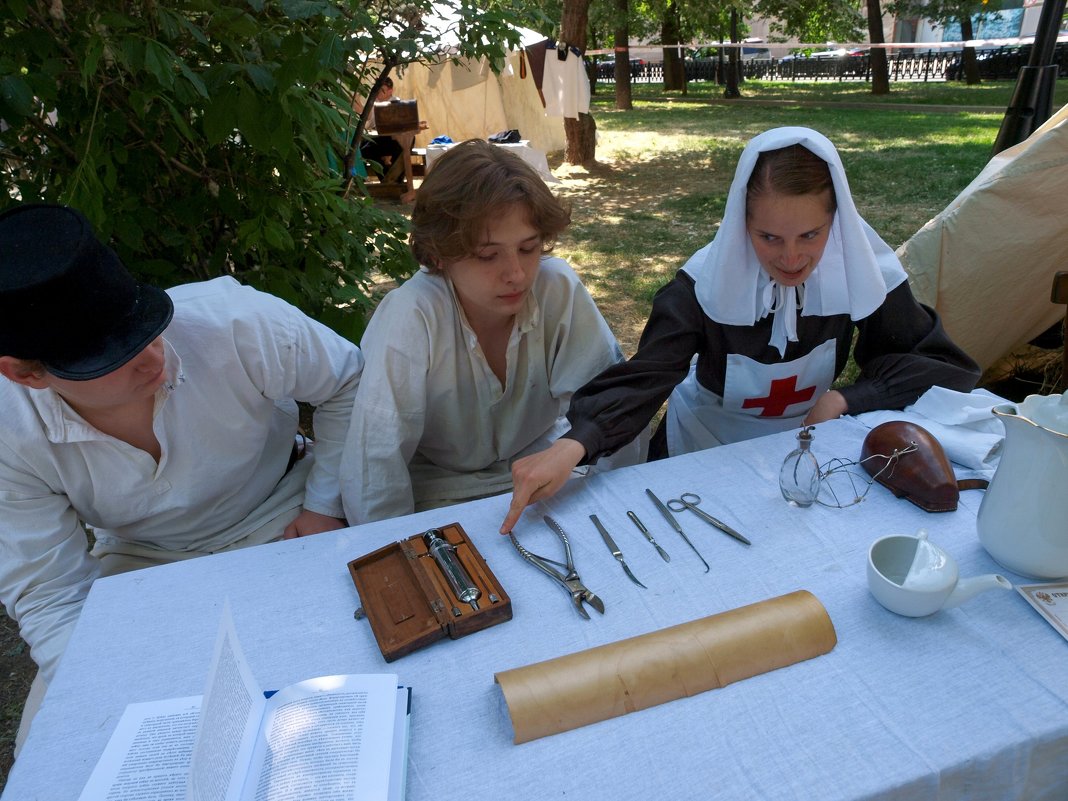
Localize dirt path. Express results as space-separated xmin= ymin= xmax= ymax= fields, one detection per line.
xmin=1 ymin=611 xmax=31 ymax=789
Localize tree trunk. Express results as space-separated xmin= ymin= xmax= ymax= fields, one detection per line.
xmin=561 ymin=0 xmax=596 ymax=165
xmin=960 ymin=14 xmax=981 ymax=85
xmin=661 ymin=0 xmax=686 ymax=93
xmin=724 ymin=9 xmax=741 ymax=98
xmin=613 ymin=0 xmax=632 ymax=109
xmin=866 ymin=0 xmax=890 ymax=95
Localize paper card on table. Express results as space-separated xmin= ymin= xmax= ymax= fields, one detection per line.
xmin=1016 ymin=582 xmax=1068 ymax=643
xmin=78 ymin=602 xmax=410 ymax=801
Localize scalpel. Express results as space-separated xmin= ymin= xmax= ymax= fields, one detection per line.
xmin=590 ymin=514 xmax=647 ymax=589
xmin=645 ymin=489 xmax=710 ymax=573
xmin=626 ymin=511 xmax=671 ymax=562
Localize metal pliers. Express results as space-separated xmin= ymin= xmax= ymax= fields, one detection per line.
xmin=509 ymin=515 xmax=606 ymax=619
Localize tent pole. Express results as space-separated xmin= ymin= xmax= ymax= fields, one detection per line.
xmin=992 ymin=0 xmax=1066 ymax=155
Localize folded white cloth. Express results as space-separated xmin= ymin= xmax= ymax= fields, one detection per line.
xmin=851 ymin=387 xmax=1009 ymax=474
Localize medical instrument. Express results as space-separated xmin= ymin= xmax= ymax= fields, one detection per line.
xmin=626 ymin=510 xmax=671 ymax=562
xmin=645 ymin=489 xmax=710 ymax=573
xmin=666 ymin=493 xmax=751 ymax=546
xmin=423 ymin=528 xmax=481 ymax=611
xmin=590 ymin=514 xmax=647 ymax=589
xmin=509 ymin=516 xmax=606 ymax=619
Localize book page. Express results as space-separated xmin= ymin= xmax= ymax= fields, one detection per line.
xmin=389 ymin=688 xmax=412 ymax=801
xmin=187 ymin=603 xmax=266 ymax=801
xmin=77 ymin=696 xmax=202 ymax=801
xmin=241 ymin=674 xmax=399 ymax=801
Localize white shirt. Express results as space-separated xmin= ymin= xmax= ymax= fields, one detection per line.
xmin=341 ymin=257 xmax=630 ymax=524
xmin=0 ymin=277 xmax=363 ymax=681
xmin=542 ymin=47 xmax=591 ymax=119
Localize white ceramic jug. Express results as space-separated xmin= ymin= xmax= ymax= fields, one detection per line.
xmin=976 ymin=390 xmax=1068 ymax=579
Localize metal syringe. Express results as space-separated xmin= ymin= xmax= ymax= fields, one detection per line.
xmin=423 ymin=529 xmax=481 ymax=611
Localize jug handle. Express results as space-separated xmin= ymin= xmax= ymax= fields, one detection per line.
xmin=957 ymin=479 xmax=989 ymax=492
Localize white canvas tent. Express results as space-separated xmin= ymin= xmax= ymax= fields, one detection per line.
xmin=897 ymin=104 xmax=1068 ymax=371
xmin=389 ymin=22 xmax=564 ymax=154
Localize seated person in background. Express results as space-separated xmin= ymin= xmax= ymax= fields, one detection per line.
xmin=353 ymin=75 xmax=427 ymax=190
xmin=353 ymin=76 xmax=404 ymax=179
xmin=0 ymin=204 xmax=365 ymax=752
xmin=501 ymin=126 xmax=980 ymax=532
xmin=341 ymin=139 xmax=644 ymax=525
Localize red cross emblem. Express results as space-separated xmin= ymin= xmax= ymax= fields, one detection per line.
xmin=742 ymin=376 xmax=816 ymax=417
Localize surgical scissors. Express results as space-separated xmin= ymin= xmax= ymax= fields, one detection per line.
xmin=509 ymin=516 xmax=606 ymax=619
xmin=666 ymin=493 xmax=751 ymax=546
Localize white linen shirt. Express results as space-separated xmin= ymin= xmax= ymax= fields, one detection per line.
xmin=0 ymin=277 xmax=363 ymax=681
xmin=341 ymin=257 xmax=629 ymax=524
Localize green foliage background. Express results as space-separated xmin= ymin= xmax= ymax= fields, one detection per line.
xmin=0 ymin=0 xmax=521 ymax=341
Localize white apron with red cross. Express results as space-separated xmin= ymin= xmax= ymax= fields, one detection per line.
xmin=665 ymin=339 xmax=836 ymax=455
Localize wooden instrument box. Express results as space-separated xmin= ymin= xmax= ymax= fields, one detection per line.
xmin=373 ymin=98 xmax=419 ymax=134
xmin=347 ymin=522 xmax=511 ymax=661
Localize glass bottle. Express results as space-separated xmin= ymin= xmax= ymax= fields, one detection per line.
xmin=779 ymin=426 xmax=821 ymax=507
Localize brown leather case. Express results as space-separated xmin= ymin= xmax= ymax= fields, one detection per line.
xmin=860 ymin=420 xmax=987 ymax=513
xmin=373 ymin=98 xmax=419 ymax=134
xmin=347 ymin=522 xmax=511 ymax=661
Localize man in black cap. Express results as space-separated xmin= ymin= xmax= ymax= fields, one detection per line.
xmin=0 ymin=204 xmax=365 ymax=753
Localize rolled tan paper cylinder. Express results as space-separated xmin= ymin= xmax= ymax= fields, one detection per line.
xmin=494 ymin=589 xmax=836 ymax=744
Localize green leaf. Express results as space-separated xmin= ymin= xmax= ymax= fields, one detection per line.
xmin=81 ymin=36 xmax=105 ymax=85
xmin=97 ymin=12 xmax=140 ymax=30
xmin=237 ymin=87 xmax=272 ymax=152
xmin=203 ymin=88 xmax=238 ymax=145
xmin=177 ymin=61 xmax=209 ymax=99
xmin=314 ymin=31 xmax=345 ymax=71
xmin=281 ymin=1 xmax=332 ymax=20
xmin=113 ymin=216 xmax=145 ymax=250
xmin=143 ymin=40 xmax=176 ymax=89
xmin=219 ymin=11 xmax=259 ymax=39
xmin=3 ymin=0 xmax=29 ymax=21
xmin=0 ymin=75 xmax=33 ymax=117
xmin=263 ymin=220 xmax=294 ymax=250
xmin=270 ymin=113 xmax=294 ymax=157
xmin=236 ymin=217 xmax=263 ymax=249
xmin=162 ymin=98 xmax=197 ymax=143
xmin=119 ymin=37 xmax=145 ymax=71
xmin=174 ymin=14 xmax=210 ymax=47
xmin=136 ymin=258 xmax=181 ymax=278
xmin=244 ymin=64 xmax=275 ymax=92
xmin=280 ymin=31 xmax=306 ymax=59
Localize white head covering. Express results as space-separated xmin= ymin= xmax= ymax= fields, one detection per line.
xmin=681 ymin=127 xmax=908 ymax=356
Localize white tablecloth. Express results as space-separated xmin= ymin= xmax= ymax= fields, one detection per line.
xmin=5 ymin=419 xmax=1067 ymax=800
xmin=425 ymin=140 xmax=559 ymax=183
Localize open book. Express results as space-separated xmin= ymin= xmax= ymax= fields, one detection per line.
xmin=78 ymin=603 xmax=410 ymax=801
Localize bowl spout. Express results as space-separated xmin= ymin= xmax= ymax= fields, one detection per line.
xmin=943 ymin=573 xmax=1013 ymax=609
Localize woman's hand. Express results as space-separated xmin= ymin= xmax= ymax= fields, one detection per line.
xmin=803 ymin=390 xmax=848 ymax=426
xmin=500 ymin=439 xmax=586 ymax=533
xmin=283 ymin=509 xmax=347 ymax=539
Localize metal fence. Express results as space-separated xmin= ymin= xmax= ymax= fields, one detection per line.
xmin=593 ymin=45 xmax=1068 ymax=84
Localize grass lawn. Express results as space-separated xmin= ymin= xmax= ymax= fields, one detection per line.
xmin=550 ymin=79 xmax=1067 ymax=355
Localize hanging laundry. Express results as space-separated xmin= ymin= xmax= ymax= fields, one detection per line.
xmin=542 ymin=44 xmax=590 ymax=119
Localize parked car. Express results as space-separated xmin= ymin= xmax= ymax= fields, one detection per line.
xmin=781 ymin=47 xmax=865 ymax=62
xmin=594 ymin=56 xmax=646 ymax=80
xmin=944 ymin=48 xmax=997 ymax=80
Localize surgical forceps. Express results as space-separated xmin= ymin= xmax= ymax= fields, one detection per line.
xmin=666 ymin=493 xmax=751 ymax=546
xmin=509 ymin=515 xmax=606 ymax=619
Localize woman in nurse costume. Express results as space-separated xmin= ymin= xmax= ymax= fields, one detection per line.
xmin=501 ymin=126 xmax=979 ymax=532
